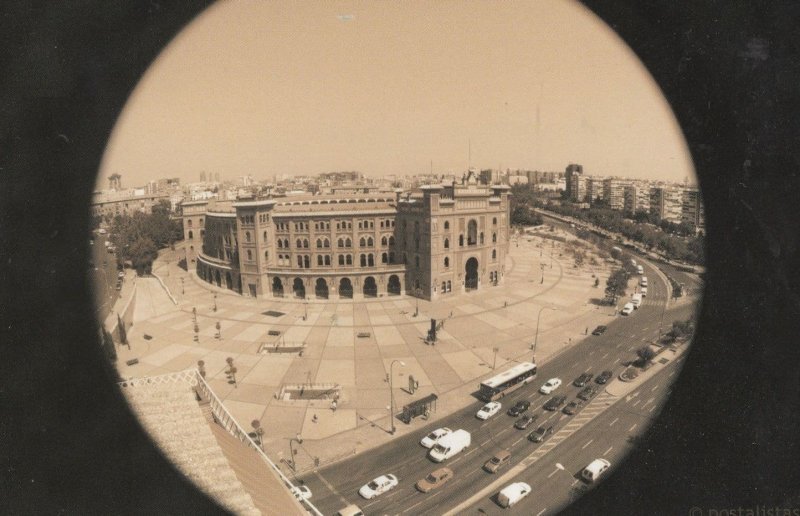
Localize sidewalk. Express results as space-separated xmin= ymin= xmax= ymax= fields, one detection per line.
xmin=112 ymin=232 xmax=645 ymax=474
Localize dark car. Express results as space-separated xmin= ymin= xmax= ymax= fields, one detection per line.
xmin=578 ymin=386 xmax=597 ymax=401
xmin=591 ymin=325 xmax=607 ymax=335
xmin=514 ymin=414 xmax=538 ymax=430
xmin=528 ymin=425 xmax=554 ymax=443
xmin=507 ymin=400 xmax=531 ymax=417
xmin=563 ymin=400 xmax=584 ymax=415
xmin=573 ymin=373 xmax=594 ymax=387
xmin=544 ymin=395 xmax=567 ymax=411
xmin=595 ymin=370 xmax=613 ymax=385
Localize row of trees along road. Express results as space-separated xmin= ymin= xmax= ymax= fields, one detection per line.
xmin=109 ymin=200 xmax=183 ymax=274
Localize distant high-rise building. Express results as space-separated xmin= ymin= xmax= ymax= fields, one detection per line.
xmin=650 ymin=187 xmax=683 ymax=224
xmin=602 ymin=178 xmax=630 ymax=210
xmin=623 ymin=184 xmax=650 ymax=215
xmin=565 ymin=164 xmax=583 ymax=201
xmin=681 ymin=187 xmax=705 ymax=232
xmin=200 ymin=171 xmax=207 ymax=182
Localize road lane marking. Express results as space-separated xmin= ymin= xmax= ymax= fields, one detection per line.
xmin=614 ymin=358 xmax=620 ymax=364
xmin=609 ymin=417 xmax=619 ymax=427
xmin=547 ymin=468 xmax=560 ymax=478
xmin=465 ymin=448 xmax=478 ymax=456
xmin=481 ymin=439 xmax=490 ymax=446
xmin=651 ymin=384 xmax=660 ymax=392
xmin=668 ymin=371 xmax=676 ymax=378
xmin=313 ymin=471 xmax=349 ymax=507
xmin=633 ymin=400 xmax=641 ymax=407
xmin=603 ymin=446 xmax=613 ymax=456
xmin=629 ymin=423 xmax=638 ymax=432
xmin=513 ymin=437 xmax=523 ymax=446
xmin=601 ymin=352 xmax=609 ymax=359
xmin=536 ymin=509 xmax=547 ymax=516
xmin=584 ymin=366 xmax=591 ymax=372
xmin=582 ymin=439 xmax=593 ymax=449
xmin=649 ymin=406 xmax=657 ymax=413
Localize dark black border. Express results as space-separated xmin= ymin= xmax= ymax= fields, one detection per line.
xmin=1 ymin=1 xmax=798 ymax=513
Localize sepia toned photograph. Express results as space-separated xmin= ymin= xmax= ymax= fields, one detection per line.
xmin=2 ymin=1 xmax=798 ymax=515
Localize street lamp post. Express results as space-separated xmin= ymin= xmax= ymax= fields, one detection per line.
xmin=389 ymin=360 xmax=406 ymax=434
xmin=532 ymin=306 xmax=558 ymax=363
xmin=213 ymin=293 xmax=217 ymax=312
xmin=181 ymin=277 xmax=185 ymax=295
xmin=304 ymin=300 xmax=308 ymax=321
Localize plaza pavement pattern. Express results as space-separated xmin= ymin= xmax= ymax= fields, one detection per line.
xmin=115 ymin=231 xmax=623 ymax=473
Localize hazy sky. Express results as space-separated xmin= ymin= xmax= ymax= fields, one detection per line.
xmin=99 ymin=0 xmax=696 ymax=188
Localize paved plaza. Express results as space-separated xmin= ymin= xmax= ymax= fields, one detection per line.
xmin=114 ymin=230 xmax=620 ymax=472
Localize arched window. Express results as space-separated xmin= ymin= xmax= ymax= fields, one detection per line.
xmin=325 ymin=255 xmax=331 ymax=266
xmin=459 ymin=235 xmax=464 ymax=246
xmin=338 ymin=238 xmax=344 ymax=248
xmin=380 ymin=221 xmax=384 ymax=228
xmin=360 ymin=254 xmax=367 ymax=267
xmin=338 ymin=255 xmax=345 ymax=266
xmin=297 ymin=256 xmax=303 ymax=268
xmin=263 ymin=231 xmax=267 ymax=241
xmin=480 ymin=232 xmax=484 ymax=244
xmin=381 ymin=252 xmax=388 ymax=263
xmin=389 ymin=251 xmax=395 ymax=263
xmin=444 ymin=221 xmax=449 ymax=230
xmin=345 ymin=238 xmax=352 ymax=248
xmin=358 ymin=221 xmax=363 ymax=229
xmin=492 ymin=249 xmax=497 ymax=260
xmin=296 ymin=239 xmax=302 ymax=248
xmin=368 ymin=254 xmax=374 ymax=266
xmin=367 ymin=237 xmax=373 ymax=247
xmin=381 ymin=236 xmax=388 ymax=246
xmin=188 ymin=230 xmax=193 ymax=239
xmin=444 ymin=238 xmax=449 ymax=249
xmin=188 ymin=220 xmax=193 ymax=227
xmin=389 ymin=236 xmax=395 ymax=246
xmin=369 ymin=221 xmax=374 ymax=228
xmin=447 ymin=280 xmax=451 ymax=292
xmin=264 ymin=251 xmax=269 ymax=260
xmin=492 ymin=232 xmax=497 ymax=243
xmin=467 ymin=220 xmax=478 ymax=245
xmin=284 ymin=239 xmax=289 ymax=248
xmin=346 ymin=254 xmax=352 ymax=265
xmin=304 ymin=255 xmax=310 ymax=268
xmin=323 ymin=238 xmax=330 ymax=248
xmin=493 ymin=217 xmax=497 ymax=225
xmin=316 ymin=238 xmax=322 ymax=248
xmin=444 ymin=257 xmax=450 ymax=268
xmin=360 ymin=237 xmax=366 ymax=247
xmin=317 ymin=255 xmax=324 ymax=266
xmin=442 ymin=281 xmax=446 ymax=292
xmin=245 ymin=232 xmax=251 ymax=242
xmin=277 ymin=239 xmax=283 ymax=248
xmin=304 ymin=239 xmax=309 ymax=248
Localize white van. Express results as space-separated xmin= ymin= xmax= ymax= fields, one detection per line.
xmin=640 ymin=276 xmax=648 ymax=287
xmin=641 ymin=286 xmax=648 ymax=297
xmin=582 ymin=459 xmax=610 ymax=483
xmin=631 ymin=293 xmax=642 ymax=309
xmin=636 ymin=265 xmax=644 ymax=275
xmin=497 ymin=482 xmax=532 ymax=508
xmin=621 ymin=303 xmax=635 ymax=315
xmin=428 ymin=429 xmax=471 ymax=462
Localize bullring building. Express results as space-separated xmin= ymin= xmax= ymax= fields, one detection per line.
xmin=181 ymin=172 xmax=511 ymax=301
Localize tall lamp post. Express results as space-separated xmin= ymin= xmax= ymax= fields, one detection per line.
xmin=532 ymin=306 xmax=558 ymax=363
xmin=389 ymin=360 xmax=406 ymax=434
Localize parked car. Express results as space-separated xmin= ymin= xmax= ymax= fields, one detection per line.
xmin=514 ymin=414 xmax=538 ymax=430
xmin=528 ymin=425 xmax=554 ymax=443
xmin=358 ymin=474 xmax=399 ymax=499
xmin=573 ymin=373 xmax=594 ymax=387
xmin=641 ymin=286 xmax=648 ymax=296
xmin=539 ymin=378 xmax=562 ymax=394
xmin=483 ymin=450 xmax=512 ymax=473
xmin=591 ymin=325 xmax=607 ymax=335
xmin=291 ymin=485 xmax=312 ymax=500
xmin=582 ymin=459 xmax=611 ymax=483
xmin=544 ymin=395 xmax=567 ymax=411
xmin=333 ymin=505 xmax=363 ymax=516
xmin=595 ymin=370 xmax=613 ymax=384
xmin=621 ymin=303 xmax=635 ymax=315
xmin=507 ymin=400 xmax=530 ymax=417
xmin=420 ymin=427 xmax=452 ymax=449
xmin=578 ymin=386 xmax=597 ymax=401
xmin=563 ymin=400 xmax=584 ymax=415
xmin=497 ymin=482 xmax=532 ymax=508
xmin=415 ymin=467 xmax=453 ymax=493
xmin=476 ymin=401 xmax=502 ymax=420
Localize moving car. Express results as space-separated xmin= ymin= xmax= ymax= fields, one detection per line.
xmin=333 ymin=505 xmax=364 ymax=516
xmin=563 ymin=400 xmax=584 ymax=415
xmin=582 ymin=459 xmax=611 ymax=483
xmin=507 ymin=400 xmax=531 ymax=417
xmin=640 ymin=276 xmax=648 ymax=287
xmin=573 ymin=373 xmax=594 ymax=387
xmin=621 ymin=303 xmax=635 ymax=315
xmin=578 ymin=386 xmax=597 ymax=401
xmin=420 ymin=427 xmax=452 ymax=449
xmin=595 ymin=370 xmax=613 ymax=384
xmin=641 ymin=286 xmax=648 ymax=296
xmin=429 ymin=429 xmax=471 ymax=462
xmin=290 ymin=485 xmax=312 ymax=500
xmin=476 ymin=401 xmax=502 ymax=420
xmin=358 ymin=474 xmax=399 ymax=499
xmin=544 ymin=395 xmax=567 ymax=411
xmin=415 ymin=467 xmax=453 ymax=493
xmin=527 ymin=425 xmax=554 ymax=443
xmin=497 ymin=482 xmax=532 ymax=508
xmin=539 ymin=378 xmax=562 ymax=394
xmin=591 ymin=325 xmax=607 ymax=335
xmin=483 ymin=450 xmax=511 ymax=473
xmin=514 ymin=414 xmax=537 ymax=430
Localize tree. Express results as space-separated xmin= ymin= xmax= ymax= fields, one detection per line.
xmin=605 ymin=268 xmax=629 ymax=304
xmin=636 ymin=345 xmax=656 ymax=366
xmin=128 ymin=237 xmax=158 ymax=274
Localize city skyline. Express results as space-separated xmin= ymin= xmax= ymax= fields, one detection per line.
xmin=99 ymin=0 xmax=696 ymax=189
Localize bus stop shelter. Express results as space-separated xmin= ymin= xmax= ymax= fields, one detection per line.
xmin=401 ymin=393 xmax=438 ymax=424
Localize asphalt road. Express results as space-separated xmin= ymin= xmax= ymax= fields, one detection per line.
xmin=298 ymin=258 xmax=698 ymax=515
xmin=89 ymin=232 xmax=121 ymax=322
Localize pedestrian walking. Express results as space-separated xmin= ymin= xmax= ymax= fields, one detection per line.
xmin=312 ymin=414 xmax=318 ymax=423
xmin=331 ymin=400 xmax=337 ymax=412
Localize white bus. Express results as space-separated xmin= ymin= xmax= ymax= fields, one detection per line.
xmin=478 ymin=362 xmax=537 ymax=402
